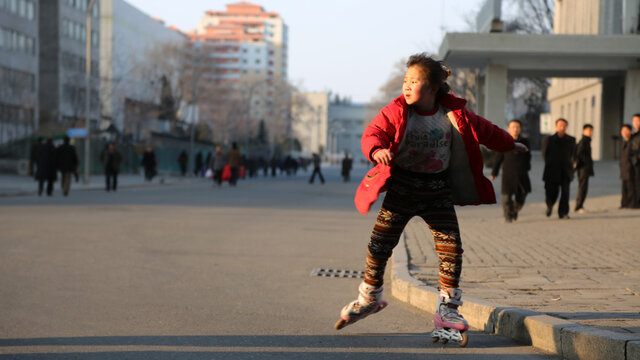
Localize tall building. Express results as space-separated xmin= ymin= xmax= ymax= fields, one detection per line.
xmin=0 ymin=0 xmax=38 ymax=143
xmin=99 ymin=0 xmax=187 ymax=140
xmin=548 ymin=0 xmax=640 ymax=159
xmin=38 ymin=0 xmax=101 ymax=134
xmin=187 ymin=2 xmax=289 ymax=145
xmin=193 ymin=2 xmax=287 ymax=82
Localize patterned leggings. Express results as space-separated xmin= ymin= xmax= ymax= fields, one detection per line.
xmin=364 ymin=167 xmax=463 ymax=290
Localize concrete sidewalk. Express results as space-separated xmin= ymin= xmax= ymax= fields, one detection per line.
xmin=389 ymin=156 xmax=640 ymax=359
xmin=0 ymin=173 xmax=188 ymax=197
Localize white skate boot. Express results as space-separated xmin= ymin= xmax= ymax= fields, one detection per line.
xmin=334 ymin=281 xmax=388 ymax=330
xmin=431 ymin=288 xmax=469 ymax=347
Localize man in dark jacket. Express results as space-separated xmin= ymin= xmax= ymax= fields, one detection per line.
xmin=101 ymin=142 xmax=123 ymax=192
xmin=574 ymin=124 xmax=594 ymax=213
xmin=491 ymin=120 xmax=531 ymax=222
xmin=226 ymin=142 xmax=242 ymax=186
xmin=620 ymin=124 xmax=636 ymax=208
xmin=308 ymin=153 xmax=325 ymax=184
xmin=29 ymin=137 xmax=43 ymax=177
xmin=141 ymin=146 xmax=157 ymax=182
xmin=630 ymin=114 xmax=640 ymax=207
xmin=36 ymin=138 xmax=57 ymax=196
xmin=56 ymin=136 xmax=78 ymax=196
xmin=178 ymin=151 xmax=188 ymax=176
xmin=542 ymin=118 xmax=576 ymax=219
xmin=194 ymin=151 xmax=203 ymax=177
xmin=341 ymin=153 xmax=353 ymax=182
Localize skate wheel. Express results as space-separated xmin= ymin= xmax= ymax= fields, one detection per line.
xmin=440 ymin=338 xmax=448 ymax=344
xmin=431 ymin=336 xmax=439 ymax=343
xmin=334 ymin=319 xmax=347 ymax=330
xmin=458 ymin=332 xmax=468 ymax=347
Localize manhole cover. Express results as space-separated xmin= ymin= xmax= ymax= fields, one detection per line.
xmin=310 ymin=268 xmax=365 ymax=278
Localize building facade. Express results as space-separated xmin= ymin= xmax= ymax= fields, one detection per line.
xmin=99 ymin=0 xmax=186 ymax=140
xmin=194 ymin=1 xmax=287 ymax=82
xmin=327 ymin=101 xmax=366 ymax=164
xmin=293 ymin=91 xmax=367 ymax=163
xmin=548 ymin=0 xmax=640 ymax=159
xmin=292 ymin=92 xmax=328 ymax=157
xmin=38 ymin=0 xmax=101 ymax=134
xmin=0 ymin=0 xmax=38 ymax=144
xmin=187 ymin=2 xmax=289 ymax=145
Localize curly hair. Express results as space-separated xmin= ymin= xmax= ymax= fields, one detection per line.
xmin=406 ymin=53 xmax=451 ymax=98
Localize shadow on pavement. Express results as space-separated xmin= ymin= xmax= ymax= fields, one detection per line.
xmin=0 ymin=333 xmax=554 ymax=360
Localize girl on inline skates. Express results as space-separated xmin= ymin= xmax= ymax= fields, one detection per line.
xmin=334 ymin=53 xmax=528 ymax=346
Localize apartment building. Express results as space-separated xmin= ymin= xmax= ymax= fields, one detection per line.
xmin=38 ymin=0 xmax=100 ymax=134
xmin=0 ymin=0 xmax=38 ymax=143
xmin=99 ymin=0 xmax=186 ymax=139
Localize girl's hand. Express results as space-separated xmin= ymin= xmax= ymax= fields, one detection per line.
xmin=513 ymin=142 xmax=529 ymax=153
xmin=373 ymin=149 xmax=394 ymax=166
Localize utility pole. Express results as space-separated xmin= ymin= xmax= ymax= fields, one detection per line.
xmin=83 ymin=0 xmax=96 ymax=183
xmin=188 ymin=42 xmax=201 ymax=176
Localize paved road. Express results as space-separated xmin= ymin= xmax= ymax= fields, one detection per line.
xmin=0 ymin=168 xmax=556 ymax=359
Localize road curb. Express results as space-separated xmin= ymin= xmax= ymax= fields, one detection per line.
xmin=391 ymin=232 xmax=638 ymax=359
xmin=0 ymin=178 xmax=185 ymax=197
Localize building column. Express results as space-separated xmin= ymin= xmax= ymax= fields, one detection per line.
xmin=602 ymin=76 xmax=625 ymax=160
xmin=483 ymin=65 xmax=508 ymax=126
xmin=624 ymin=68 xmax=640 ymax=123
xmin=476 ymin=74 xmax=486 ymax=117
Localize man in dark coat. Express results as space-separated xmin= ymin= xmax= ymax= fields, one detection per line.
xmin=308 ymin=153 xmax=325 ymax=184
xmin=620 ymin=124 xmax=636 ymax=208
xmin=341 ymin=153 xmax=353 ymax=182
xmin=574 ymin=124 xmax=594 ymax=213
xmin=630 ymin=114 xmax=640 ymax=207
xmin=141 ymin=146 xmax=157 ymax=182
xmin=194 ymin=151 xmax=203 ymax=177
xmin=542 ymin=118 xmax=576 ymax=219
xmin=101 ymin=142 xmax=123 ymax=192
xmin=178 ymin=151 xmax=188 ymax=176
xmin=36 ymin=138 xmax=57 ymax=196
xmin=29 ymin=137 xmax=43 ymax=177
xmin=491 ymin=120 xmax=531 ymax=222
xmin=56 ymin=136 xmax=78 ymax=196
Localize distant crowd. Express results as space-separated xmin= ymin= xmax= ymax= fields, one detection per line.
xmin=28 ymin=136 xmax=356 ymax=197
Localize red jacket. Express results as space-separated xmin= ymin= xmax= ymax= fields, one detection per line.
xmin=355 ymin=94 xmax=515 ymax=215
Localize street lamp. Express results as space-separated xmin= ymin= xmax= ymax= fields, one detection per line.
xmin=83 ymin=0 xmax=96 ymax=183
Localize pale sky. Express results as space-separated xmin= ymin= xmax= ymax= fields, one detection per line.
xmin=125 ymin=0 xmax=484 ymax=103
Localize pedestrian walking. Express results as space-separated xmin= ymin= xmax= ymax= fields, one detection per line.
xmin=270 ymin=156 xmax=278 ymax=177
xmin=101 ymin=142 xmax=122 ymax=192
xmin=630 ymin=114 xmax=640 ymax=207
xmin=194 ymin=151 xmax=203 ymax=177
xmin=619 ymin=124 xmax=636 ymax=208
xmin=574 ymin=124 xmax=594 ymax=213
xmin=209 ymin=145 xmax=226 ymax=186
xmin=141 ymin=146 xmax=157 ymax=182
xmin=308 ymin=153 xmax=325 ymax=184
xmin=542 ymin=118 xmax=576 ymax=219
xmin=56 ymin=136 xmax=78 ymax=197
xmin=35 ymin=138 xmax=57 ymax=196
xmin=226 ymin=142 xmax=242 ymax=186
xmin=334 ymin=53 xmax=528 ymax=347
xmin=490 ymin=119 xmax=531 ymax=222
xmin=29 ymin=137 xmax=42 ymax=177
xmin=178 ymin=151 xmax=188 ymax=176
xmin=341 ymin=153 xmax=353 ymax=182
